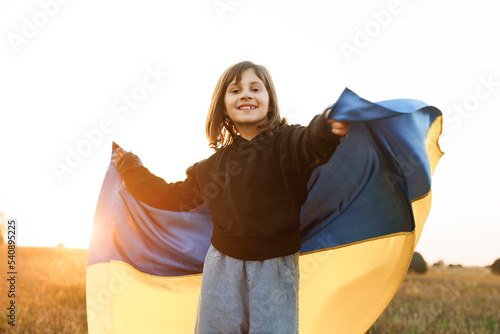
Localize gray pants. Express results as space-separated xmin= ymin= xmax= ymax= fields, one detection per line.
xmin=195 ymin=244 xmax=300 ymax=334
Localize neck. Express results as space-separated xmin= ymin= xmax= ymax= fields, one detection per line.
xmin=234 ymin=117 xmax=269 ymax=141
xmin=238 ymin=125 xmax=261 ymax=141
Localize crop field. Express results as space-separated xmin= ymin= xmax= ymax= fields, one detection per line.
xmin=0 ymin=247 xmax=498 ymax=333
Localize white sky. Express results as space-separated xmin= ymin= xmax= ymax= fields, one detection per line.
xmin=1 ymin=0 xmax=499 ymax=267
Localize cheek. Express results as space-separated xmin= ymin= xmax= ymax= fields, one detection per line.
xmin=262 ymin=94 xmax=270 ymax=107
xmin=223 ymin=96 xmax=231 ymax=114
xmin=263 ymin=98 xmax=271 ymax=111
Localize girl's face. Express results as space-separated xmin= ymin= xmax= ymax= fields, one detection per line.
xmin=224 ymin=68 xmax=270 ymax=134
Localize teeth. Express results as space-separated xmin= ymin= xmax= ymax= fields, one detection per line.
xmin=239 ymin=106 xmax=256 ymax=110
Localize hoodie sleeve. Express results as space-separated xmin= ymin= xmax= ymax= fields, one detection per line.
xmin=117 ymin=153 xmax=204 ymax=211
xmin=283 ymin=109 xmax=343 ymax=180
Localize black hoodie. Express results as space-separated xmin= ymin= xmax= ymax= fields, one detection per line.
xmin=117 ymin=110 xmax=342 ymax=260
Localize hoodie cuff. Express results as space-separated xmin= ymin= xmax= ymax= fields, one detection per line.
xmin=313 ymin=110 xmax=342 ymax=143
xmin=116 ymin=152 xmax=142 ymax=175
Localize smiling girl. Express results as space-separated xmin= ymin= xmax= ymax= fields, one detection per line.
xmin=113 ymin=61 xmax=349 ymax=333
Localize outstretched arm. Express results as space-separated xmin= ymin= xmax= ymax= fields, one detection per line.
xmin=112 ymin=148 xmax=204 ymax=211
xmin=283 ymin=108 xmax=348 ymax=182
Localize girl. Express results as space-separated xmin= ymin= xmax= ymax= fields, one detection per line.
xmin=113 ymin=60 xmax=349 ymax=333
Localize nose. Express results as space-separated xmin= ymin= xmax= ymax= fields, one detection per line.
xmin=240 ymin=89 xmax=253 ymax=100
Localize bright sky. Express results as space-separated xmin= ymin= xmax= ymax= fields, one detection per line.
xmin=1 ymin=0 xmax=499 ymax=267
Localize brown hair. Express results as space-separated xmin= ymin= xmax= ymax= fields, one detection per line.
xmin=206 ymin=61 xmax=287 ymax=151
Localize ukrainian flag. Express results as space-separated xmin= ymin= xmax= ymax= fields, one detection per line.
xmin=86 ymin=88 xmax=443 ymax=333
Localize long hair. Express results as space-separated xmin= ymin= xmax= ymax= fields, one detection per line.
xmin=206 ymin=61 xmax=287 ymax=151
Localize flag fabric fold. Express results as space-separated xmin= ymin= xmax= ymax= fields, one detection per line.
xmin=86 ymin=87 xmax=443 ymax=333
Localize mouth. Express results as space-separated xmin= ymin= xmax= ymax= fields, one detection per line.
xmin=238 ymin=105 xmax=257 ymax=110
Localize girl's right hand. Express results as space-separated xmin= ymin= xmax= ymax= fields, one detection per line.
xmin=112 ymin=147 xmax=125 ymax=167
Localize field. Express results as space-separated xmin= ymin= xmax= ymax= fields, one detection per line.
xmin=0 ymin=247 xmax=87 ymax=334
xmin=0 ymin=247 xmax=499 ymax=333
xmin=368 ymin=266 xmax=500 ymax=334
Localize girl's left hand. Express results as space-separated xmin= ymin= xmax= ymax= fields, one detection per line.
xmin=328 ymin=119 xmax=350 ymax=137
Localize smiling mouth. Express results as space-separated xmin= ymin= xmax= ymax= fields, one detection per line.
xmin=238 ymin=106 xmax=257 ymax=110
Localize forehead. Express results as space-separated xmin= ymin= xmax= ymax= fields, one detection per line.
xmin=228 ymin=68 xmax=265 ymax=86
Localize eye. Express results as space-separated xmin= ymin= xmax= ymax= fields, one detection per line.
xmin=252 ymin=88 xmax=261 ymax=92
xmin=230 ymin=89 xmax=240 ymax=94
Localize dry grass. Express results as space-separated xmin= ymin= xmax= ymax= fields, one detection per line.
xmin=368 ymin=266 xmax=500 ymax=334
xmin=0 ymin=246 xmax=88 ymax=334
xmin=1 ymin=247 xmax=499 ymax=333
